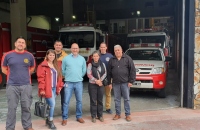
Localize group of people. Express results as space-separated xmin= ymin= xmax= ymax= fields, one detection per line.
xmin=1 ymin=36 xmax=136 ymax=130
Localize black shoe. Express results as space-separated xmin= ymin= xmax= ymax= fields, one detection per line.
xmin=46 ymin=119 xmax=57 ymax=130
xmin=45 ymin=118 xmax=49 ymax=126
xmin=105 ymin=109 xmax=113 ymax=114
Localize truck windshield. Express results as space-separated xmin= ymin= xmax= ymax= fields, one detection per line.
xmin=126 ymin=50 xmax=162 ymax=61
xmin=127 ymin=35 xmax=165 ymax=48
xmin=59 ymin=31 xmax=94 ymax=48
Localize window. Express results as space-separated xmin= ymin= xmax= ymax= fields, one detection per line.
xmin=59 ymin=31 xmax=94 ymax=48
xmin=126 ymin=50 xmax=162 ymax=61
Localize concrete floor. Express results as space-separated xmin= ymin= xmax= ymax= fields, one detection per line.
xmin=0 ymin=69 xmax=180 ymax=124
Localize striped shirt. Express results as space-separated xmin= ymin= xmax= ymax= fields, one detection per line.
xmin=50 ymin=68 xmax=57 ymax=88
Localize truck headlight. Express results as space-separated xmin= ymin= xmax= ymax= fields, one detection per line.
xmin=152 ymin=67 xmax=164 ymax=74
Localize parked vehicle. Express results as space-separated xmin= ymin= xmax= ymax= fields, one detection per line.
xmin=125 ymin=43 xmax=171 ymax=98
xmin=58 ymin=23 xmax=103 ymax=61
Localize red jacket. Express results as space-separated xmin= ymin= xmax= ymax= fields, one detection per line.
xmin=37 ymin=60 xmax=63 ymax=98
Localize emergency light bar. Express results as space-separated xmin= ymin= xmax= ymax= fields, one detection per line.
xmin=64 ymin=23 xmax=93 ymax=27
xmin=130 ymin=43 xmax=161 ymax=48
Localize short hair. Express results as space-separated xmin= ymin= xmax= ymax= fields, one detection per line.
xmin=100 ymin=42 xmax=107 ymax=47
xmin=54 ymin=40 xmax=63 ymax=45
xmin=15 ymin=36 xmax=26 ymax=42
xmin=114 ymin=45 xmax=122 ymax=49
xmin=92 ymin=50 xmax=100 ymax=56
xmin=71 ymin=43 xmax=79 ymax=48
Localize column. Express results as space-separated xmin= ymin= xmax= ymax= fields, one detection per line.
xmin=10 ymin=0 xmax=27 ymax=49
xmin=63 ymin=0 xmax=73 ymax=24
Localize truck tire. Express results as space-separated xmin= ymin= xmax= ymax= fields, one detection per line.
xmin=157 ymin=88 xmax=166 ymax=98
xmin=0 ymin=69 xmax=6 ymax=88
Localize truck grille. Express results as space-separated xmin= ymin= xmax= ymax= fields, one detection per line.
xmin=139 ymin=72 xmax=150 ymax=74
xmin=139 ymin=68 xmax=152 ymax=70
xmin=136 ymin=80 xmax=153 ymax=83
xmin=137 ymin=68 xmax=152 ymax=75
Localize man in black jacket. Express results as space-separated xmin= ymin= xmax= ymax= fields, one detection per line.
xmin=107 ymin=45 xmax=136 ymax=122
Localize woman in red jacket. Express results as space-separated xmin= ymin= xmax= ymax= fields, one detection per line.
xmin=37 ymin=49 xmax=63 ymax=129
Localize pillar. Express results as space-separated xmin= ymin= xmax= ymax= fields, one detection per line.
xmin=10 ymin=0 xmax=27 ymax=49
xmin=63 ymin=0 xmax=73 ymax=24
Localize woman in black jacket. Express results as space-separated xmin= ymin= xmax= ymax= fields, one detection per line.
xmin=87 ymin=50 xmax=107 ymax=123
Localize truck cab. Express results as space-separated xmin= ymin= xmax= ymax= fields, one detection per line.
xmin=59 ymin=23 xmax=104 ymax=61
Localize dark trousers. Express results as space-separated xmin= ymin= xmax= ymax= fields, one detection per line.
xmin=88 ymin=83 xmax=104 ymax=118
xmin=60 ymin=87 xmax=65 ymax=113
xmin=6 ymin=84 xmax=33 ymax=130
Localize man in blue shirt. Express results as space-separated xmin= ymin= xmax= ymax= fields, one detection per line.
xmin=99 ymin=42 xmax=113 ymax=114
xmin=1 ymin=36 xmax=35 ymax=130
xmin=61 ymin=43 xmax=86 ymax=125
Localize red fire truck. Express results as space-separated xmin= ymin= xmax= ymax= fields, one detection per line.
xmin=0 ymin=22 xmax=57 ymax=88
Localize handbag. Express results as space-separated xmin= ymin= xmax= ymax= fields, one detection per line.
xmin=102 ymin=77 xmax=109 ymax=86
xmin=34 ymin=97 xmax=50 ymax=118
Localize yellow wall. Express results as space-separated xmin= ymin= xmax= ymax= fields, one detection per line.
xmin=27 ymin=15 xmax=51 ymax=30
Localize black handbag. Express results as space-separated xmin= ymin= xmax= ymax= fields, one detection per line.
xmin=102 ymin=77 xmax=109 ymax=86
xmin=34 ymin=97 xmax=50 ymax=118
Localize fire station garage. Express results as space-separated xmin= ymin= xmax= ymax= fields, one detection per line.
xmin=0 ymin=0 xmax=198 ymax=122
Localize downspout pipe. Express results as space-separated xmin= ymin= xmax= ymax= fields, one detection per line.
xmin=180 ymin=0 xmax=185 ymax=107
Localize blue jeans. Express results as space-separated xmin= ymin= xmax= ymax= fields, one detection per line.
xmin=45 ymin=87 xmax=56 ymax=121
xmin=62 ymin=81 xmax=83 ymax=120
xmin=113 ymin=83 xmax=130 ymax=116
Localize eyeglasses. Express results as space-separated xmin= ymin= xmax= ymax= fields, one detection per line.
xmin=71 ymin=48 xmax=79 ymax=50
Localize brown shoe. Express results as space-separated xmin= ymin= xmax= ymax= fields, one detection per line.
xmin=27 ymin=128 xmax=34 ymax=130
xmin=113 ymin=115 xmax=121 ymax=120
xmin=125 ymin=115 xmax=132 ymax=122
xmin=98 ymin=117 xmax=104 ymax=122
xmin=91 ymin=117 xmax=96 ymax=123
xmin=61 ymin=120 xmax=67 ymax=126
xmin=77 ymin=118 xmax=85 ymax=123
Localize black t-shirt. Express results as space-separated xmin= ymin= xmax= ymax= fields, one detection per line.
xmin=56 ymin=52 xmax=62 ymax=59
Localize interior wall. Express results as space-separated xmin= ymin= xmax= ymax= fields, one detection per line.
xmin=0 ymin=2 xmax=10 ymax=23
xmin=0 ymin=11 xmax=10 ymax=23
xmin=27 ymin=15 xmax=51 ymax=30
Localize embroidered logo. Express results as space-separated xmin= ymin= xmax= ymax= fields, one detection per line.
xmin=24 ymin=58 xmax=29 ymax=63
xmin=106 ymin=57 xmax=110 ymax=62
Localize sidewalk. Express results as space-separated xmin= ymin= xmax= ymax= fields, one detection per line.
xmin=1 ymin=108 xmax=200 ymax=130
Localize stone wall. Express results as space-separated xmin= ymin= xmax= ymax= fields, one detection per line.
xmin=194 ymin=0 xmax=200 ymax=109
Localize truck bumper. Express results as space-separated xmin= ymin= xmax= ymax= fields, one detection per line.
xmin=131 ymin=73 xmax=167 ymax=89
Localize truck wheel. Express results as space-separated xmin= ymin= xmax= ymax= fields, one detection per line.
xmin=157 ymin=88 xmax=166 ymax=98
xmin=0 ymin=69 xmax=6 ymax=88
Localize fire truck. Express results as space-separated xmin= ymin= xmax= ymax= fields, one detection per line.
xmin=58 ymin=23 xmax=103 ymax=60
xmin=125 ymin=43 xmax=171 ymax=98
xmin=127 ymin=29 xmax=171 ymax=57
xmin=0 ymin=22 xmax=57 ymax=88
xmin=58 ymin=23 xmax=123 ymax=62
